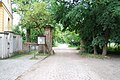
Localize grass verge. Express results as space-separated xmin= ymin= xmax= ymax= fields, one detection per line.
xmin=10 ymin=50 xmax=36 ymax=59
xmin=80 ymin=53 xmax=110 ymax=59
xmin=30 ymin=53 xmax=50 ymax=60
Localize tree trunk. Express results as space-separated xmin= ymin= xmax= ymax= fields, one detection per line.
xmin=102 ymin=29 xmax=109 ymax=56
xmin=80 ymin=39 xmax=85 ymax=53
xmin=93 ymin=45 xmax=97 ymax=55
xmin=102 ymin=44 xmax=107 ymax=56
xmin=92 ymin=29 xmax=98 ymax=55
xmin=26 ymin=29 xmax=30 ymax=42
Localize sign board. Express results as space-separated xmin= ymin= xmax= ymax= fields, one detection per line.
xmin=38 ymin=36 xmax=46 ymax=44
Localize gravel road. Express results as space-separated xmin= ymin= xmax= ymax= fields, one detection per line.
xmin=16 ymin=47 xmax=120 ymax=80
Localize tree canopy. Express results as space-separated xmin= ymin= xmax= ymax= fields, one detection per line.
xmin=13 ymin=0 xmax=52 ymax=42
xmin=51 ymin=0 xmax=120 ymax=55
xmin=13 ymin=0 xmax=120 ymax=55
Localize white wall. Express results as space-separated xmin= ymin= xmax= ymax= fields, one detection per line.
xmin=0 ymin=32 xmax=22 ymax=59
xmin=0 ymin=33 xmax=9 ymax=58
xmin=8 ymin=33 xmax=13 ymax=56
xmin=0 ymin=34 xmax=4 ymax=58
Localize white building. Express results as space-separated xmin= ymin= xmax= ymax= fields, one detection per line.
xmin=0 ymin=0 xmax=22 ymax=59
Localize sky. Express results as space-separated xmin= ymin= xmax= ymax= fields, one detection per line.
xmin=13 ymin=13 xmax=20 ymax=26
xmin=12 ymin=4 xmax=20 ymax=26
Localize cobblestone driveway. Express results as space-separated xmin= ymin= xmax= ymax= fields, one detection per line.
xmin=16 ymin=47 xmax=120 ymax=80
xmin=0 ymin=54 xmax=46 ymax=80
xmin=0 ymin=60 xmax=38 ymax=80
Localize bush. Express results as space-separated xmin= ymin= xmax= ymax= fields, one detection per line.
xmin=108 ymin=46 xmax=120 ymax=54
xmin=77 ymin=46 xmax=80 ymax=50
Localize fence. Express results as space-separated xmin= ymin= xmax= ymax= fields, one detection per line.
xmin=0 ymin=32 xmax=22 ymax=59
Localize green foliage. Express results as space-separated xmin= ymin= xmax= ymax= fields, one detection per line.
xmin=19 ymin=1 xmax=52 ymax=30
xmin=12 ymin=26 xmax=26 ymax=41
xmin=14 ymin=0 xmax=120 ymax=55
xmin=52 ymin=0 xmax=120 ymax=55
xmin=30 ymin=28 xmax=44 ymax=42
xmin=10 ymin=50 xmax=28 ymax=59
xmin=64 ymin=31 xmax=80 ymax=46
xmin=52 ymin=23 xmax=80 ymax=46
xmin=80 ymin=53 xmax=109 ymax=59
xmin=92 ymin=36 xmax=106 ymax=48
xmin=108 ymin=45 xmax=120 ymax=54
xmin=12 ymin=26 xmax=21 ymax=35
xmin=14 ymin=0 xmax=53 ymax=42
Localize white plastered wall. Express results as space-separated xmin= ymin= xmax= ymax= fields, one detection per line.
xmin=0 ymin=33 xmax=22 ymax=59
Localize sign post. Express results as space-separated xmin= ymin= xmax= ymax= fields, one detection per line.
xmin=38 ymin=36 xmax=46 ymax=45
xmin=38 ymin=36 xmax=46 ymax=54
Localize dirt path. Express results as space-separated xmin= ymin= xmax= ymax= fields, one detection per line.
xmin=15 ymin=45 xmax=120 ymax=80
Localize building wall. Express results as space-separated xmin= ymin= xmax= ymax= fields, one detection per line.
xmin=0 ymin=33 xmax=22 ymax=59
xmin=0 ymin=3 xmax=3 ymax=31
xmin=0 ymin=33 xmax=9 ymax=58
xmin=0 ymin=0 xmax=13 ymax=32
xmin=3 ymin=8 xmax=13 ymax=31
xmin=2 ymin=0 xmax=12 ymax=14
xmin=0 ymin=34 xmax=3 ymax=58
xmin=0 ymin=1 xmax=22 ymax=59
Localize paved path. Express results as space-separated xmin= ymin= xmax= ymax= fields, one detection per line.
xmin=0 ymin=54 xmax=46 ymax=80
xmin=16 ymin=47 xmax=120 ymax=80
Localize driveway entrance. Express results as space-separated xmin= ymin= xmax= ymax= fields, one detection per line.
xmin=13 ymin=44 xmax=120 ymax=80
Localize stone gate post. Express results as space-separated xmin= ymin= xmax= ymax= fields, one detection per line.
xmin=44 ymin=25 xmax=53 ymax=54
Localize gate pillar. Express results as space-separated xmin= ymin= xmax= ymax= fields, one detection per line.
xmin=44 ymin=25 xmax=53 ymax=54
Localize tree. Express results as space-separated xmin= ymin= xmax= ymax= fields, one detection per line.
xmin=12 ymin=26 xmax=26 ymax=41
xmin=13 ymin=0 xmax=52 ymax=42
xmin=51 ymin=0 xmax=120 ymax=55
xmin=93 ymin=0 xmax=120 ymax=55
